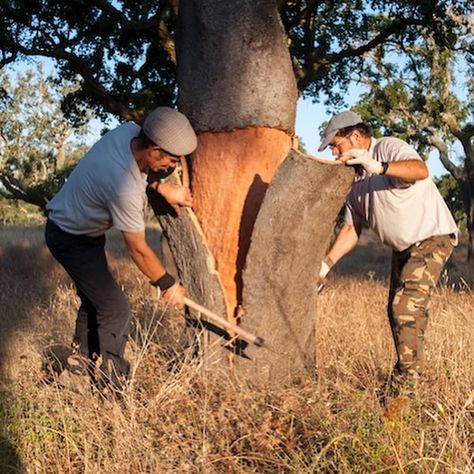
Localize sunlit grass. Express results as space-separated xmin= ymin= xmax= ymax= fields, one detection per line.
xmin=0 ymin=225 xmax=472 ymax=473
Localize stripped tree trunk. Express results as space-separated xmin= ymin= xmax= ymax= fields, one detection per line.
xmin=176 ymin=0 xmax=297 ymax=323
xmin=156 ymin=0 xmax=353 ymax=384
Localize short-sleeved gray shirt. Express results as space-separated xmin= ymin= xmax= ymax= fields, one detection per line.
xmin=344 ymin=137 xmax=458 ymax=251
xmin=47 ymin=122 xmax=148 ymax=236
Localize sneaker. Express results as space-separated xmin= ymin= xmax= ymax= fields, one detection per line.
xmin=57 ymin=368 xmax=91 ymax=395
xmin=56 ymin=349 xmax=95 ymax=395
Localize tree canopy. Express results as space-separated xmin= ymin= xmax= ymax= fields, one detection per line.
xmin=0 ymin=67 xmax=91 ymax=211
xmin=1 ymin=1 xmax=472 ymax=122
xmin=351 ymin=25 xmax=474 ymax=259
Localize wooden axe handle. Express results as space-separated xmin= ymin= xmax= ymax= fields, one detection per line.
xmin=184 ymin=297 xmax=264 ymax=347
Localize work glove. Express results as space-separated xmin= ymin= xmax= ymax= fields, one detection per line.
xmin=317 ymin=256 xmax=334 ymax=293
xmin=345 ymin=149 xmax=383 ymax=175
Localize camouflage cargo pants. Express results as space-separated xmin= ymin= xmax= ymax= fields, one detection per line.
xmin=388 ymin=234 xmax=454 ymax=377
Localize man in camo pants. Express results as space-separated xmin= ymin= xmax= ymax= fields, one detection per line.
xmin=388 ymin=235 xmax=454 ymax=376
xmin=317 ymin=111 xmax=458 ymax=383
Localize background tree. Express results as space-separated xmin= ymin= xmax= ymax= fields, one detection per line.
xmin=0 ymin=67 xmax=91 ymax=212
xmin=435 ymin=174 xmax=467 ymax=232
xmin=353 ymin=32 xmax=474 ymax=260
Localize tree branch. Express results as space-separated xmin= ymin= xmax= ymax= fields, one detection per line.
xmin=427 ymin=133 xmax=462 ymax=179
xmin=11 ymin=42 xmax=140 ymax=121
xmin=156 ymin=0 xmax=177 ymax=64
xmin=83 ymin=0 xmax=158 ymax=31
xmin=442 ymin=113 xmax=474 ymax=142
xmin=84 ymin=0 xmax=178 ymax=64
xmin=298 ymin=17 xmax=424 ymax=90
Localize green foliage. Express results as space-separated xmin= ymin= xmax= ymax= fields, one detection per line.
xmin=1 ymin=0 xmax=177 ymax=121
xmin=435 ymin=174 xmax=467 ymax=232
xmin=0 ymin=1 xmax=472 ymax=120
xmin=0 ymin=67 xmax=90 ymax=211
xmin=352 ymin=43 xmax=471 ymax=158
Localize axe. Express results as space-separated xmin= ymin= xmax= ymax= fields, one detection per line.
xmin=184 ymin=297 xmax=264 ymax=347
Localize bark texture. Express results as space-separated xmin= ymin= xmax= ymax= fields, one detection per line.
xmin=148 ymin=186 xmax=230 ymax=362
xmin=235 ymin=150 xmax=354 ymax=386
xmin=177 ymin=0 xmax=297 ymax=132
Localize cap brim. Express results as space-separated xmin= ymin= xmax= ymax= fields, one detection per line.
xmin=317 ymin=131 xmax=336 ymax=152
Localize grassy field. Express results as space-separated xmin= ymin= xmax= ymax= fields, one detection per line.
xmin=0 ymin=224 xmax=472 ymax=473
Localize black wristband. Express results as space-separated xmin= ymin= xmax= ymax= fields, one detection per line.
xmin=151 ymin=272 xmax=176 ymax=291
xmin=380 ymin=162 xmax=389 ymax=175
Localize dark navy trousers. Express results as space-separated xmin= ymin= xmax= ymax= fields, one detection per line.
xmin=45 ymin=219 xmax=131 ymax=378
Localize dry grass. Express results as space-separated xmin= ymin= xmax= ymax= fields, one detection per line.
xmin=0 ymin=225 xmax=472 ymax=473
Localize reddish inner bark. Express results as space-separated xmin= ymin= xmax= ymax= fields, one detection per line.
xmin=191 ymin=128 xmax=292 ymax=320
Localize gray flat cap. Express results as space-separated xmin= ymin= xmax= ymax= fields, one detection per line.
xmin=318 ymin=110 xmax=363 ymax=151
xmin=143 ymin=107 xmax=197 ymax=156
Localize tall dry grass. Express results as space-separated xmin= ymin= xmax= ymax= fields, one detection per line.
xmin=0 ymin=224 xmax=472 ymax=473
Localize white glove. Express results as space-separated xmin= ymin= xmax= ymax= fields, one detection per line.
xmin=319 ymin=259 xmax=332 ymax=279
xmin=345 ymin=149 xmax=383 ymax=175
xmin=317 ymin=257 xmax=334 ymax=293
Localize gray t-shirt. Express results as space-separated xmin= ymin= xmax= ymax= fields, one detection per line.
xmin=344 ymin=137 xmax=458 ymax=251
xmin=47 ymin=122 xmax=148 ymax=236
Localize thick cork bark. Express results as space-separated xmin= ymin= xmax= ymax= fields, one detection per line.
xmin=177 ymin=0 xmax=297 ymax=133
xmin=236 ymin=150 xmax=354 ymax=386
xmin=190 ymin=128 xmax=292 ymax=320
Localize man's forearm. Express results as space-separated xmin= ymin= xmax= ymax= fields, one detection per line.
xmin=384 ymin=159 xmax=428 ymax=181
xmin=326 ymin=223 xmax=359 ymax=264
xmin=128 ymin=244 xmax=167 ymax=281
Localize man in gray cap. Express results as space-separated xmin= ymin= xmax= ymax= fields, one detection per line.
xmin=317 ymin=110 xmax=458 ymax=391
xmin=45 ymin=106 xmax=197 ymax=393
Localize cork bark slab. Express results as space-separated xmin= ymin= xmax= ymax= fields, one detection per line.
xmin=236 ymin=149 xmax=354 ymax=387
xmin=148 ymin=185 xmax=229 ymax=364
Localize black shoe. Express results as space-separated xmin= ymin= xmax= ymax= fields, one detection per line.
xmin=94 ymin=355 xmax=130 ymax=401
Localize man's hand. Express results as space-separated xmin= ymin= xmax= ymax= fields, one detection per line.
xmin=317 ymin=256 xmax=334 ymax=293
xmin=154 ymin=182 xmax=193 ymax=214
xmin=345 ymin=149 xmax=383 ymax=175
xmin=162 ymin=282 xmax=186 ymax=310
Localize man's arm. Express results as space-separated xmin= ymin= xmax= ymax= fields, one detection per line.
xmin=122 ymin=230 xmax=185 ymax=309
xmin=149 ymin=181 xmax=193 ymax=214
xmin=382 ymin=159 xmax=428 ymax=181
xmin=345 ymin=149 xmax=428 ymax=181
xmin=326 ymin=222 xmax=361 ymax=265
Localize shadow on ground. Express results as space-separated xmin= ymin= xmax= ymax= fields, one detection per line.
xmin=0 ymin=389 xmax=25 ymax=474
xmin=0 ymin=436 xmax=24 ymax=474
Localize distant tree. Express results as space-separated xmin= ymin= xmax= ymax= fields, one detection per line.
xmin=0 ymin=196 xmax=43 ymax=224
xmin=435 ymin=174 xmax=467 ymax=232
xmin=0 ymin=67 xmax=91 ymax=212
xmin=353 ymin=33 xmax=474 ymax=260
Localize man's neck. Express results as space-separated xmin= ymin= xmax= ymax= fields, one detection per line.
xmin=130 ymin=137 xmax=148 ymax=172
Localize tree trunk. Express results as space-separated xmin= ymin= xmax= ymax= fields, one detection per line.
xmin=156 ymin=0 xmax=353 ymax=382
xmin=456 ymin=137 xmax=474 ymax=262
xmin=458 ymin=177 xmax=474 ymax=261
xmin=176 ymin=0 xmax=297 ymax=320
